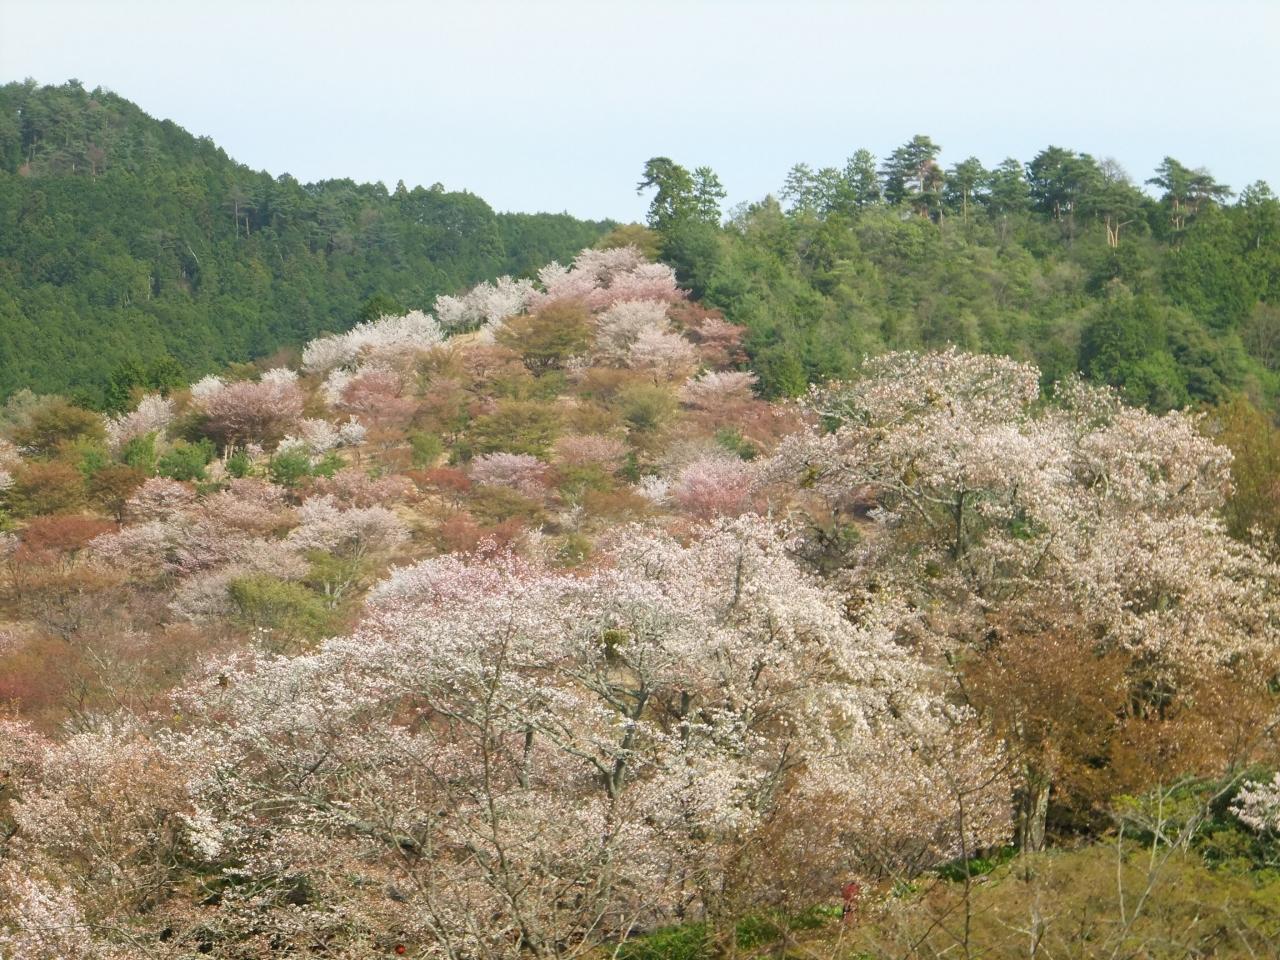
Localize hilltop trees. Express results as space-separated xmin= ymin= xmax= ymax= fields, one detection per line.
xmin=647 ymin=141 xmax=1280 ymax=406
xmin=1148 ymin=156 xmax=1232 ymax=234
xmin=880 ymin=134 xmax=943 ymax=217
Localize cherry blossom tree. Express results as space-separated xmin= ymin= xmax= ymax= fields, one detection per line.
xmin=190 ymin=369 xmax=305 ymax=446
xmin=670 ymin=456 xmax=758 ymax=519
xmin=308 ymin=466 xmax=415 ymax=508
xmin=679 ymin=370 xmax=758 ymax=411
xmin=528 ymin=247 xmax=685 ymax=313
xmin=594 ymin=300 xmax=672 ymax=364
xmin=551 ymin=434 xmax=628 ymax=471
xmin=104 ymin=393 xmax=173 ymax=452
xmin=329 ymin=364 xmax=417 ymax=424
xmin=767 ymin=348 xmax=1280 ymax=847
xmin=1233 ymin=774 xmax=1280 ymax=834
xmin=286 ymin=495 xmax=409 ymax=559
xmin=147 ymin=519 xmax=1001 ymax=953
xmin=434 ymin=276 xmax=535 ymax=335
xmin=625 ymin=327 xmax=699 ymax=382
xmin=302 ymin=311 xmax=444 ymax=374
xmin=469 ymin=452 xmax=549 ymax=497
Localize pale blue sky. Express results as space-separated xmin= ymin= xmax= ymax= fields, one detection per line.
xmin=4 ymin=0 xmax=1278 ymax=221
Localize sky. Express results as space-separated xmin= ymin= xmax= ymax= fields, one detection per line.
xmin=4 ymin=0 xmax=1279 ymax=222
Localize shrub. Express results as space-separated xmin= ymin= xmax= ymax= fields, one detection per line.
xmin=468 ymin=485 xmax=544 ymax=526
xmin=119 ymin=432 xmax=158 ymax=473
xmin=469 ymin=400 xmax=561 ymax=457
xmin=224 ymin=447 xmax=253 ymax=478
xmin=5 ymin=461 xmax=86 ymax=516
xmin=409 ymin=431 xmax=444 ymax=468
xmin=435 ymin=513 xmax=526 ymax=555
xmin=17 ymin=514 xmax=116 ymax=561
xmin=86 ymin=463 xmax=147 ymax=519
xmin=11 ymin=398 xmax=104 ymax=457
xmin=616 ymin=924 xmax=709 ymax=960
xmin=311 ymin=451 xmax=345 ymax=479
xmin=156 ymin=439 xmax=215 ymax=482
xmin=228 ymin=575 xmax=330 ymax=643
xmin=268 ymin=448 xmax=312 ymax=487
xmin=715 ymin=427 xmax=760 ymax=460
xmin=615 ymin=383 xmax=678 ymax=437
xmin=496 ymin=300 xmax=593 ymax=372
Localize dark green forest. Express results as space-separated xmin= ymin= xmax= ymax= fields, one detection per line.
xmin=0 ymin=80 xmax=611 ymax=406
xmin=5 ymin=82 xmax=1280 ymax=423
xmin=637 ymin=141 xmax=1280 ymax=413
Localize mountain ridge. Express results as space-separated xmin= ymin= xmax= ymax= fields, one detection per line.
xmin=0 ymin=79 xmax=613 ymax=405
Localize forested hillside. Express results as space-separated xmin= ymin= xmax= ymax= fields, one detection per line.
xmin=1 ymin=244 xmax=1279 ymax=957
xmin=0 ymin=80 xmax=611 ymax=405
xmin=635 ymin=143 xmax=1280 ymax=414
xmin=3 ymin=85 xmax=1280 ymax=958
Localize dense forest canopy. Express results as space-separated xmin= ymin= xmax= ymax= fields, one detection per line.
xmin=636 ymin=142 xmax=1280 ymax=416
xmin=0 ymin=80 xmax=612 ymax=405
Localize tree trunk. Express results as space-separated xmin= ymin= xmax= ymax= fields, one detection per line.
xmin=1015 ymin=770 xmax=1050 ymax=852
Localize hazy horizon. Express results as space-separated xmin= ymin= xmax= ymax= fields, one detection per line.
xmin=5 ymin=0 xmax=1279 ymax=221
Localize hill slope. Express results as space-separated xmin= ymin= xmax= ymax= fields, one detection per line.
xmin=0 ymin=244 xmax=1278 ymax=957
xmin=0 ymin=80 xmax=611 ymax=405
xmin=635 ymin=149 xmax=1280 ymax=414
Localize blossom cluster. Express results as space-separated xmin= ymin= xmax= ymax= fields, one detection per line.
xmin=302 ymin=310 xmax=444 ymax=373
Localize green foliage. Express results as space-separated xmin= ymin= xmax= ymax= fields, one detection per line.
xmin=615 ymin=383 xmax=677 ymax=437
xmin=615 ymin=924 xmax=709 ymax=960
xmin=649 ymin=146 xmax=1279 ymax=412
xmin=268 ymin=448 xmax=312 ymax=487
xmin=597 ymin=223 xmax=662 ymax=260
xmin=5 ymin=461 xmax=86 ymax=516
xmin=0 ymin=81 xmax=612 ymax=406
xmin=554 ymin=531 xmax=592 ymax=567
xmin=120 ymin=432 xmax=158 ymax=473
xmin=468 ymin=485 xmax=544 ymax=526
xmin=554 ymin=463 xmax=614 ymax=503
xmin=103 ymin=355 xmax=185 ymax=412
xmin=408 ymin=431 xmax=444 ymax=468
xmin=714 ymin=427 xmax=759 ymax=461
xmin=469 ymin=400 xmax=561 ymax=457
xmin=156 ymin=439 xmax=214 ymax=481
xmin=227 ymin=575 xmax=331 ymax=643
xmin=933 ymin=845 xmax=1018 ymax=882
xmin=224 ymin=447 xmax=253 ymax=478
xmin=355 ymin=292 xmax=405 ymax=325
xmin=302 ymin=551 xmax=368 ymax=607
xmin=861 ymin=841 xmax=1280 ymax=958
xmin=10 ymin=398 xmax=104 ymax=457
xmin=495 ymin=300 xmax=593 ymax=372
xmin=1211 ymin=396 xmax=1280 ymax=545
xmin=310 ymin=451 xmax=345 ymax=479
xmin=66 ymin=437 xmax=109 ymax=479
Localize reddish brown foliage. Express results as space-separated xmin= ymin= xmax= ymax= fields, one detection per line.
xmin=435 ymin=513 xmax=526 ymax=555
xmin=7 ymin=461 xmax=86 ymax=516
xmin=16 ymin=514 xmax=116 ymax=562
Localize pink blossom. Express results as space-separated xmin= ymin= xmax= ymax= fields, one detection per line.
xmin=302 ymin=310 xmax=443 ymax=373
xmin=469 ymin=452 xmax=549 ymax=496
xmin=104 ymin=393 xmax=174 ymax=451
xmin=671 ymin=456 xmax=758 ymax=518
xmin=552 ymin=434 xmax=628 ymax=470
xmin=191 ymin=372 xmax=305 ymax=445
xmin=680 ymin=370 xmax=758 ymax=410
xmin=123 ymin=477 xmax=196 ymax=522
